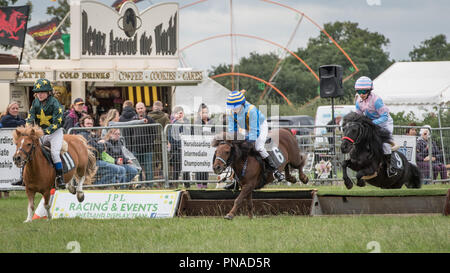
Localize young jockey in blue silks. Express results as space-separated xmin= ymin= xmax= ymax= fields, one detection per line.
xmin=26 ymin=78 xmax=66 ymax=189
xmin=354 ymin=76 xmax=400 ymax=176
xmin=224 ymin=90 xmax=285 ymax=190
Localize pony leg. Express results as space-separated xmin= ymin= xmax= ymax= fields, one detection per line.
xmin=76 ymin=176 xmax=85 ymax=203
xmin=225 ymin=183 xmax=253 ymax=220
xmin=43 ymin=191 xmax=52 ymax=220
xmin=342 ymin=160 xmax=353 ymax=189
xmin=67 ymin=177 xmax=77 ymax=195
xmin=24 ymin=189 xmax=35 ymax=223
xmin=246 ymin=192 xmax=254 ymax=219
xmin=285 ymin=165 xmax=297 ymax=184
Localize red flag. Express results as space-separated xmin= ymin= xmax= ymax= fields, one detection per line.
xmin=27 ymin=18 xmax=61 ymax=44
xmin=112 ymin=0 xmax=143 ymax=12
xmin=0 ymin=5 xmax=30 ymax=47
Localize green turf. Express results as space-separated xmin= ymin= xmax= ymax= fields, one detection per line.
xmin=1 ymin=185 xmax=449 ymax=253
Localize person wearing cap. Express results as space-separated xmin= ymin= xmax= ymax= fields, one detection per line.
xmin=63 ymin=98 xmax=85 ymax=131
xmin=26 ymin=78 xmax=65 ymax=189
xmin=225 ymin=90 xmax=285 ymax=189
xmin=354 ymin=76 xmax=400 ymax=177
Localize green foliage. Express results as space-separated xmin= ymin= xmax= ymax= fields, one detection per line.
xmin=409 ymin=34 xmax=450 ymax=61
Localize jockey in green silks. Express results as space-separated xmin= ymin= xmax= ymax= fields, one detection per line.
xmin=26 ymin=78 xmax=65 ymax=189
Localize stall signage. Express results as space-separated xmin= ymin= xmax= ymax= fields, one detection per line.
xmin=17 ymin=71 xmax=54 ymax=82
xmin=56 ymin=71 xmax=113 ymax=81
xmin=80 ymin=1 xmax=178 ymax=58
xmin=116 ymin=70 xmax=203 ymax=83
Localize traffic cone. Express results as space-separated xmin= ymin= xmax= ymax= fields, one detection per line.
xmin=32 ymin=188 xmax=56 ymax=220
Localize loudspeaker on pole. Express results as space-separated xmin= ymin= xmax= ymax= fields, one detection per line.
xmin=319 ymin=65 xmax=344 ymax=98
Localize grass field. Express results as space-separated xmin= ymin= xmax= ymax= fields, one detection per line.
xmin=1 ymin=184 xmax=449 ymax=253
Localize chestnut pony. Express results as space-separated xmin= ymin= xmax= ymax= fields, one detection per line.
xmin=13 ymin=124 xmax=97 ymax=222
xmin=212 ymin=129 xmax=308 ymax=220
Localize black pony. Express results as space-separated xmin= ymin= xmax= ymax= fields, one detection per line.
xmin=340 ymin=112 xmax=421 ymax=189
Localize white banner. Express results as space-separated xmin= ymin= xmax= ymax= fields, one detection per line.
xmin=50 ymin=190 xmax=181 ymax=219
xmin=181 ymin=134 xmax=215 ymax=172
xmin=393 ymin=135 xmax=417 ymax=165
xmin=0 ymin=129 xmax=21 ymax=189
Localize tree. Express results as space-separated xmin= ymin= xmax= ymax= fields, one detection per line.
xmin=409 ymin=34 xmax=450 ymax=61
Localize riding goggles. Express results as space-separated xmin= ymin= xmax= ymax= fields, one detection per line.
xmin=356 ymin=89 xmax=370 ymax=95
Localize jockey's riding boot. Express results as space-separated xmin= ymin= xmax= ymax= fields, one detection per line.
xmin=223 ymin=180 xmax=237 ymax=190
xmin=264 ymin=156 xmax=285 ymax=182
xmin=11 ymin=167 xmax=25 ymax=186
xmin=55 ymin=168 xmax=65 ymax=189
xmin=385 ymin=154 xmax=397 ymax=177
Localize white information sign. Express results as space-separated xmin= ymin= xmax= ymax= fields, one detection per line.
xmin=181 ymin=135 xmax=215 ymax=172
xmin=393 ymin=135 xmax=417 ymax=165
xmin=50 ymin=190 xmax=181 ymax=219
xmin=0 ymin=129 xmax=21 ymax=189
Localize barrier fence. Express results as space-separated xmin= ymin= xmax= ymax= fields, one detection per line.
xmin=0 ymin=123 xmax=449 ymax=191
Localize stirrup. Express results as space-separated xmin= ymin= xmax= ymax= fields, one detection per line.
xmin=223 ymin=180 xmax=237 ymax=190
xmin=273 ymin=171 xmax=285 ymax=182
xmin=55 ymin=176 xmax=65 ymax=190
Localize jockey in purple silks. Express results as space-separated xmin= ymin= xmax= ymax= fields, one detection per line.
xmin=354 ymin=76 xmax=400 ymax=177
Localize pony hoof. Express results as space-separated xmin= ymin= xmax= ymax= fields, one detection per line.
xmin=76 ymin=192 xmax=85 ymax=202
xmin=344 ymin=181 xmax=353 ymax=189
xmin=224 ymin=214 xmax=234 ymax=220
xmin=356 ymin=181 xmax=366 ymax=187
xmin=23 ymin=219 xmax=32 ymax=223
xmin=68 ymin=184 xmax=76 ymax=195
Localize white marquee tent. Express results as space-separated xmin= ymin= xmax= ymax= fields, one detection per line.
xmin=174 ymin=72 xmax=230 ymax=116
xmin=373 ymin=61 xmax=450 ymax=119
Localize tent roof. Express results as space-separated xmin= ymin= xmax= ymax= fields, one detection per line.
xmin=174 ymin=73 xmax=230 ymax=115
xmin=373 ymin=61 xmax=450 ymax=105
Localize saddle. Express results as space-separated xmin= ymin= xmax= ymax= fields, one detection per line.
xmin=361 ymin=150 xmax=403 ymax=180
xmin=41 ymin=140 xmax=75 ymax=174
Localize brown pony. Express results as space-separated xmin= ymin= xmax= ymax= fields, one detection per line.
xmin=212 ymin=128 xmax=308 ymax=220
xmin=12 ymin=124 xmax=97 ymax=223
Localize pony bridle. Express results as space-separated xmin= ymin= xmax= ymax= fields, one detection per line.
xmin=16 ymin=137 xmax=35 ymax=166
xmin=342 ymin=123 xmax=362 ymax=145
xmin=215 ymin=141 xmax=233 ymax=168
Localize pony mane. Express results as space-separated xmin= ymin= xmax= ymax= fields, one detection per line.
xmin=13 ymin=124 xmax=44 ymax=144
xmin=211 ymin=132 xmax=246 ymax=147
xmin=343 ymin=112 xmax=391 ymax=159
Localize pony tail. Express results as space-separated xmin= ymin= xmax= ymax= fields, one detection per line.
xmin=84 ymin=145 xmax=97 ymax=184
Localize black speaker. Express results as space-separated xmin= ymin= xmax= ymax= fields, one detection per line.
xmin=319 ymin=65 xmax=343 ymax=98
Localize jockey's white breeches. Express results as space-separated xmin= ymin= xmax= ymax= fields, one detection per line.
xmin=41 ymin=128 xmax=63 ymax=164
xmin=255 ymin=120 xmax=269 ymax=159
xmin=379 ymin=118 xmax=394 ymax=155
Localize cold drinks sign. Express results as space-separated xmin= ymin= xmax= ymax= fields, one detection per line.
xmin=79 ymin=1 xmax=178 ymax=58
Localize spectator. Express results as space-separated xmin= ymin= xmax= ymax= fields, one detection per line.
xmin=168 ymin=105 xmax=190 ymax=188
xmin=134 ymin=102 xmax=156 ymax=184
xmin=326 ymin=115 xmax=342 ymax=146
xmin=3 ymin=101 xmax=26 ymax=186
xmin=78 ymin=115 xmax=124 ymax=185
xmin=0 ymin=101 xmax=25 ymax=128
xmin=101 ymin=108 xmax=145 ymax=138
xmin=119 ymin=100 xmax=138 ymax=147
xmin=193 ymin=103 xmax=214 ymax=189
xmin=405 ymin=122 xmax=418 ymax=136
xmin=416 ymin=125 xmax=448 ymax=181
xmin=64 ymin=98 xmax=85 ymax=131
xmin=148 ymin=101 xmax=170 ymax=178
xmin=103 ymin=128 xmax=138 ymax=183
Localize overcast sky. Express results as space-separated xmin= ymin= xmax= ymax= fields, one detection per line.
xmin=11 ymin=0 xmax=450 ymax=71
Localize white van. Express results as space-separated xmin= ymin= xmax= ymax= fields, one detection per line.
xmin=314 ymin=105 xmax=355 ymax=147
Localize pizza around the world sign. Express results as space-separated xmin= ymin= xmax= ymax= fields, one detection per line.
xmin=80 ymin=1 xmax=178 ymax=58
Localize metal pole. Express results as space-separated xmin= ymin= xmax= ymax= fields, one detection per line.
xmin=331 ymin=97 xmax=337 ymax=179
xmin=437 ymin=105 xmax=447 ymax=167
xmin=34 ymin=12 xmax=70 ymax=59
xmin=162 ymin=124 xmax=170 ymax=188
